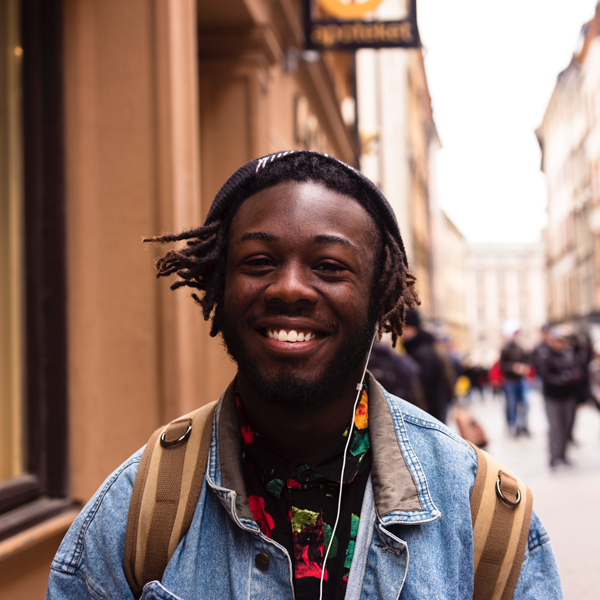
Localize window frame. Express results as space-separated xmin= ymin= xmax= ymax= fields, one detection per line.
xmin=0 ymin=0 xmax=70 ymax=541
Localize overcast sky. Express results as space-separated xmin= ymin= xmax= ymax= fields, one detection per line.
xmin=417 ymin=0 xmax=599 ymax=243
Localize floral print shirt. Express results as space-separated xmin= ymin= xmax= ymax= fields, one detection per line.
xmin=236 ymin=388 xmax=371 ymax=600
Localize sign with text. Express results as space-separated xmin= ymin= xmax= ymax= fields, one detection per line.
xmin=305 ymin=0 xmax=420 ymax=50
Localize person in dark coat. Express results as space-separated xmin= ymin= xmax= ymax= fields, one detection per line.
xmin=368 ymin=337 xmax=428 ymax=411
xmin=402 ymin=309 xmax=454 ymax=423
xmin=530 ymin=323 xmax=550 ymax=378
xmin=538 ymin=326 xmax=581 ymax=469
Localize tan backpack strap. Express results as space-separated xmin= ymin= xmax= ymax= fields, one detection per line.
xmin=124 ymin=401 xmax=217 ymax=597
xmin=469 ymin=442 xmax=533 ymax=600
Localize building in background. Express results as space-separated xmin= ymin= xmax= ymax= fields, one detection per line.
xmin=0 ymin=0 xmax=359 ymax=596
xmin=465 ymin=244 xmax=547 ymax=367
xmin=357 ymin=1 xmax=439 ymax=319
xmin=433 ymin=212 xmax=469 ymax=353
xmin=537 ymin=3 xmax=600 ymax=332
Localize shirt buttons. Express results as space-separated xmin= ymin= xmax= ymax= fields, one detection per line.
xmin=304 ymin=531 xmax=315 ymax=544
xmin=255 ymin=553 xmax=270 ymax=571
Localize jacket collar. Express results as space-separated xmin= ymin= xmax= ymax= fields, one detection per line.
xmin=206 ymin=372 xmax=440 ymax=526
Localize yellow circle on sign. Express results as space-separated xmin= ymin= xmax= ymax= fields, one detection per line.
xmin=317 ymin=0 xmax=386 ymax=20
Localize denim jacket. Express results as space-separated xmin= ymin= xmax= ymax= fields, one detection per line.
xmin=47 ymin=374 xmax=564 ymax=599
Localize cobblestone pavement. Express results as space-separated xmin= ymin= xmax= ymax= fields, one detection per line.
xmin=450 ymin=389 xmax=600 ymax=600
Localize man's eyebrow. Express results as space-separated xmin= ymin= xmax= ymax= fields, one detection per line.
xmin=312 ymin=234 xmax=357 ymax=251
xmin=235 ymin=231 xmax=279 ymax=246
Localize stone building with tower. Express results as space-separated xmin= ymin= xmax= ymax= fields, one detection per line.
xmin=465 ymin=244 xmax=547 ymax=368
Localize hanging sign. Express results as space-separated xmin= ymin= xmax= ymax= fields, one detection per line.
xmin=305 ymin=0 xmax=420 ymax=50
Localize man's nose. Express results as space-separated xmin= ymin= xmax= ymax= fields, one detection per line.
xmin=264 ymin=264 xmax=319 ymax=305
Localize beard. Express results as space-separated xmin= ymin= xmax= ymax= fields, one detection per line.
xmin=220 ymin=305 xmax=377 ymax=411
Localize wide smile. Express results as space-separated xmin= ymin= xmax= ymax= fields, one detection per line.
xmin=265 ymin=328 xmax=322 ymax=343
xmin=251 ymin=319 xmax=333 ymax=354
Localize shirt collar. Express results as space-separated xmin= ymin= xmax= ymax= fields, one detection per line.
xmin=209 ymin=372 xmax=439 ymax=524
xmin=235 ymin=389 xmax=371 ymax=498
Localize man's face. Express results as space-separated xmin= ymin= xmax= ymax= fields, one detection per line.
xmin=221 ymin=181 xmax=379 ymax=409
xmin=403 ymin=325 xmax=418 ymax=340
xmin=548 ymin=336 xmax=566 ymax=353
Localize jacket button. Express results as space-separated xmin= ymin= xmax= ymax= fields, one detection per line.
xmin=255 ymin=553 xmax=270 ymax=570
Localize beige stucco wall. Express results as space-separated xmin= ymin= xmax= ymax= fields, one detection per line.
xmin=1 ymin=0 xmax=356 ymax=596
xmin=62 ymin=0 xmax=225 ymax=506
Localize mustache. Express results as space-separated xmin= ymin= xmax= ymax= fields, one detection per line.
xmin=246 ymin=306 xmax=338 ymax=333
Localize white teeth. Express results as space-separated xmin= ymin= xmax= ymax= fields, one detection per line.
xmin=266 ymin=329 xmax=315 ymax=342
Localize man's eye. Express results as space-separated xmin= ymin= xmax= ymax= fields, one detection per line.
xmin=314 ymin=262 xmax=345 ymax=273
xmin=244 ymin=258 xmax=273 ymax=267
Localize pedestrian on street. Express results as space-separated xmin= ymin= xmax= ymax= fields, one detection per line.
xmin=530 ymin=323 xmax=550 ymax=380
xmin=572 ymin=332 xmax=593 ymax=407
xmin=500 ymin=320 xmax=530 ymax=436
xmin=488 ymin=358 xmax=505 ymax=399
xmin=538 ymin=326 xmax=581 ymax=470
xmin=46 ymin=151 xmax=563 ymax=600
xmin=588 ymin=341 xmax=600 ymax=412
xmin=403 ymin=309 xmax=455 ymax=423
xmin=367 ymin=335 xmax=428 ymax=411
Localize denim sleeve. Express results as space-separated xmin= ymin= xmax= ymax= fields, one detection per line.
xmin=46 ymin=450 xmax=143 ymax=600
xmin=512 ymin=511 xmax=565 ymax=599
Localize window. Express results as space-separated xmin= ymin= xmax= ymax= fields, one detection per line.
xmin=477 ymin=300 xmax=485 ymax=321
xmin=475 ymin=271 xmax=484 ymax=287
xmin=519 ymin=303 xmax=527 ymax=320
xmin=0 ymin=0 xmax=24 ymax=487
xmin=497 ymin=271 xmax=505 ymax=288
xmin=499 ymin=300 xmax=506 ymax=321
xmin=0 ymin=0 xmax=70 ymax=541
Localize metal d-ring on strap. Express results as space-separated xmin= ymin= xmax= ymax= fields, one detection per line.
xmin=160 ymin=423 xmax=192 ymax=448
xmin=495 ymin=477 xmax=521 ymax=507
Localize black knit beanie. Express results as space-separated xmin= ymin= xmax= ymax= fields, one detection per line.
xmin=404 ymin=309 xmax=421 ymax=328
xmin=203 ymin=150 xmax=409 ymax=268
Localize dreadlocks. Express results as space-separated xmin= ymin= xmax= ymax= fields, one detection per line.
xmin=144 ymin=153 xmax=420 ymax=346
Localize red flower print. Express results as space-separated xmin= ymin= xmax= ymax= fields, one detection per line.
xmin=291 ymin=509 xmax=327 ymax=580
xmin=240 ymin=424 xmax=254 ymax=445
xmin=248 ymin=495 xmax=275 ymax=538
xmin=236 ymin=396 xmax=254 ymax=444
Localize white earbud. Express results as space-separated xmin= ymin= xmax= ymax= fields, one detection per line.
xmin=318 ymin=328 xmax=377 ymax=600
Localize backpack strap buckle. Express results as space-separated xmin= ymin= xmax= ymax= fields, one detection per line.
xmin=496 ymin=476 xmax=521 ymax=507
xmin=160 ymin=422 xmax=192 ymax=447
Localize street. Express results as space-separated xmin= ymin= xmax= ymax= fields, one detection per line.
xmin=451 ymin=389 xmax=600 ymax=600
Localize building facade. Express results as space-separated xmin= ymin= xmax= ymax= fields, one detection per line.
xmin=433 ymin=212 xmax=469 ymax=353
xmin=536 ymin=3 xmax=600 ymax=331
xmin=465 ymin=244 xmax=547 ymax=368
xmin=0 ymin=0 xmax=359 ymax=596
xmin=356 ymin=9 xmax=440 ymax=319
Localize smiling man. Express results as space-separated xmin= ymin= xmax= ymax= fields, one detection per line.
xmin=47 ymin=151 xmax=563 ymax=600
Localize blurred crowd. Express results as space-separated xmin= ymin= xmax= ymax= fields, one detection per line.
xmin=368 ymin=311 xmax=600 ymax=471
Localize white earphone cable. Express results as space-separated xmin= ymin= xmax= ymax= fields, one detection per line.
xmin=318 ymin=331 xmax=377 ymax=600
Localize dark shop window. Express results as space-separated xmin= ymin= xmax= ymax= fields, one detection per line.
xmin=0 ymin=0 xmax=70 ymax=541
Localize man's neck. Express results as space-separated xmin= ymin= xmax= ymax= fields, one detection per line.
xmin=236 ymin=368 xmax=366 ymax=464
